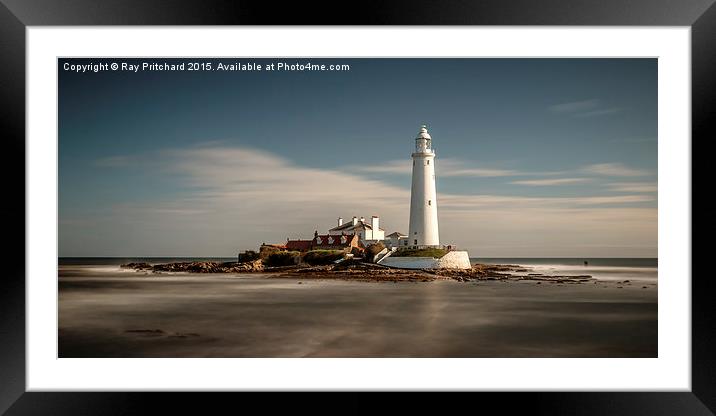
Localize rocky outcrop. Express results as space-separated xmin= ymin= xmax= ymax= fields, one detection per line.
xmin=122 ymin=260 xmax=264 ymax=273
xmin=365 ymin=242 xmax=386 ymax=262
xmin=120 ymin=260 xmax=593 ymax=284
xmin=431 ymin=263 xmax=594 ymax=283
xmin=278 ymin=261 xmax=439 ymax=282
xmin=120 ymin=262 xmax=153 ymax=270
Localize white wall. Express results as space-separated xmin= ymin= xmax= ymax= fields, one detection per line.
xmin=380 ymin=251 xmax=470 ymax=270
xmin=380 ymin=257 xmax=438 ymax=269
xmin=435 ymin=251 xmax=471 ymax=269
xmin=408 ymin=152 xmax=440 ymax=247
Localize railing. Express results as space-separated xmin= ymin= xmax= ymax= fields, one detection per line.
xmin=397 ymin=244 xmax=457 ymax=251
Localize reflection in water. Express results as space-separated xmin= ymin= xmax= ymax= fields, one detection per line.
xmin=58 ymin=266 xmax=657 ymax=358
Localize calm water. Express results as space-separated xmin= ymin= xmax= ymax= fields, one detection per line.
xmin=473 ymin=258 xmax=657 ymax=282
xmin=59 ymin=257 xmax=238 ymax=266
xmin=58 ymin=258 xmax=658 ymax=358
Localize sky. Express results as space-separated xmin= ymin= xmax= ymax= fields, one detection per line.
xmin=58 ymin=58 xmax=657 ymax=257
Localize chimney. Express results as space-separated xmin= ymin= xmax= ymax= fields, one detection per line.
xmin=352 ymin=216 xmax=358 ymax=225
xmin=360 ymin=216 xmax=365 ymax=223
xmin=371 ymin=215 xmax=379 ymax=231
xmin=338 ymin=217 xmax=343 ymax=227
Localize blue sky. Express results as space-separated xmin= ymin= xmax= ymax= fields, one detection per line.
xmin=59 ymin=58 xmax=657 ymax=257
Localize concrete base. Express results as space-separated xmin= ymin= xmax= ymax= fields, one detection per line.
xmin=436 ymin=251 xmax=472 ymax=269
xmin=379 ymin=250 xmax=471 ymax=270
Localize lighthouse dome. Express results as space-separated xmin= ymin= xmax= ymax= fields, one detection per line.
xmin=416 ymin=125 xmax=431 ymax=140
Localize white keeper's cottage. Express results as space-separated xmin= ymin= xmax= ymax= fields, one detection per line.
xmin=328 ymin=215 xmax=385 ymax=244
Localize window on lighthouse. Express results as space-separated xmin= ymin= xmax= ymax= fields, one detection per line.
xmin=428 ymin=200 xmax=432 ymax=206
xmin=427 ymin=160 xmax=430 ymax=165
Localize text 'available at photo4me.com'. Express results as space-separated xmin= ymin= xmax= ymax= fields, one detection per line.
xmin=62 ymin=60 xmax=352 ymax=74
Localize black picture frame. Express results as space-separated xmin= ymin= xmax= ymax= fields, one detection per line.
xmin=1 ymin=0 xmax=707 ymax=414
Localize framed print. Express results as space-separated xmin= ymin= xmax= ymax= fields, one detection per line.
xmin=2 ymin=0 xmax=709 ymax=414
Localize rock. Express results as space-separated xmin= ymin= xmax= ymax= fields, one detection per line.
xmin=120 ymin=262 xmax=152 ymax=270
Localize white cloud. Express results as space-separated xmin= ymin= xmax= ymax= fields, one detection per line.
xmin=438 ymin=193 xmax=654 ymax=210
xmin=440 ymin=206 xmax=656 ymax=257
xmin=573 ymin=108 xmax=622 ymax=118
xmin=438 ymin=159 xmax=521 ymax=177
xmin=582 ymin=163 xmax=651 ymax=177
xmin=67 ymin=145 xmax=656 ymax=257
xmin=348 ymin=158 xmax=523 ymax=178
xmin=548 ymin=99 xmax=600 ymax=113
xmin=510 ymin=178 xmax=592 ymax=186
xmin=548 ymin=99 xmax=621 ymax=118
xmin=346 ymin=160 xmax=411 ymax=175
xmin=607 ymin=182 xmax=658 ymax=193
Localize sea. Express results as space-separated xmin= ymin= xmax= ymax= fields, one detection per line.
xmin=473 ymin=257 xmax=657 ymax=282
xmin=58 ymin=257 xmax=658 ymax=357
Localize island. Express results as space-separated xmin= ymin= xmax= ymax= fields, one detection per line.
xmin=120 ymin=255 xmax=596 ymax=284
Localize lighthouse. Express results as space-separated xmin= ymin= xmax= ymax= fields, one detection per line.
xmin=408 ymin=125 xmax=440 ymax=248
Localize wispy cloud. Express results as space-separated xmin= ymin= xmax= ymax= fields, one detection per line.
xmin=107 ymin=146 xmax=412 ymax=250
xmin=548 ymin=99 xmax=600 ymax=113
xmin=607 ymin=182 xmax=658 ymax=193
xmin=582 ymin=163 xmax=650 ymax=177
xmin=348 ymin=158 xmax=536 ymax=178
xmin=549 ymin=99 xmax=621 ymax=118
xmin=347 ymin=160 xmax=411 ymax=175
xmin=573 ymin=108 xmax=622 ymax=118
xmin=438 ymin=159 xmax=522 ymax=177
xmin=76 ymin=144 xmax=656 ymax=257
xmin=439 ymin=193 xmax=654 ymax=210
xmin=347 ymin=158 xmax=653 ymax=188
xmin=510 ymin=178 xmax=592 ymax=186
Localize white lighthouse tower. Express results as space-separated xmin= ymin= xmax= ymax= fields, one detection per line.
xmin=408 ymin=125 xmax=440 ymax=248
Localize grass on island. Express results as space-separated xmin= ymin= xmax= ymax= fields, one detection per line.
xmin=264 ymin=251 xmax=302 ymax=267
xmin=392 ymin=247 xmax=448 ymax=258
xmin=264 ymin=250 xmax=347 ymax=267
xmin=303 ymin=250 xmax=345 ymax=266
